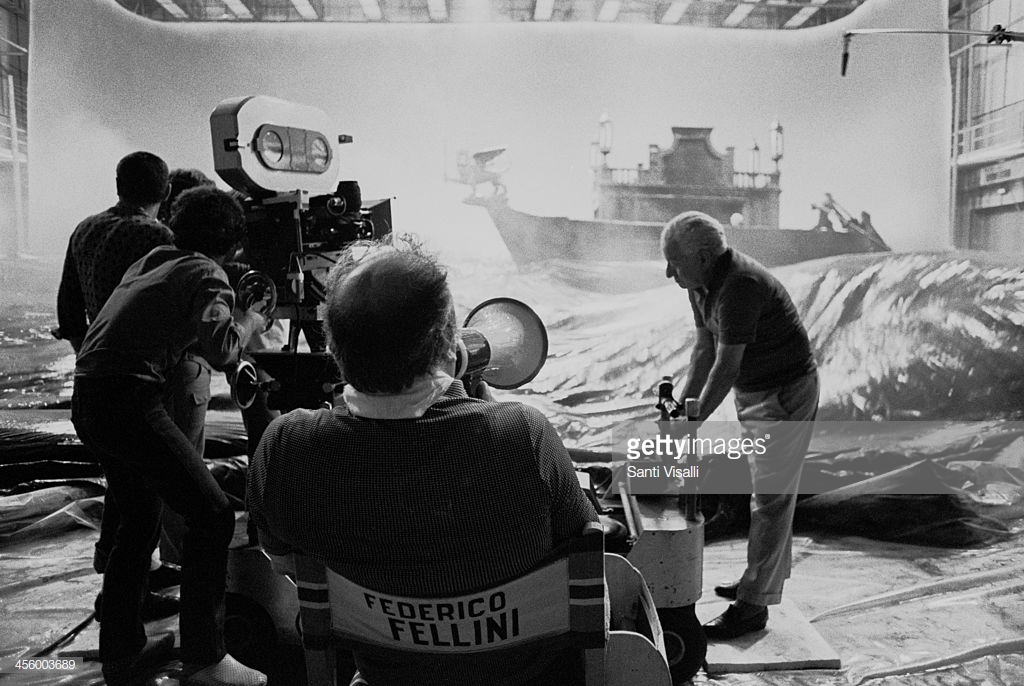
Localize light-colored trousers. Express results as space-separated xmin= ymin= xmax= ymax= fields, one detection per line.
xmin=733 ymin=370 xmax=819 ymax=606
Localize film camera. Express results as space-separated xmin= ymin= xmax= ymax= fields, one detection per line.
xmin=211 ymin=96 xmax=548 ymax=412
xmin=211 ymin=96 xmax=391 ymax=347
xmin=211 ymin=95 xmax=391 ymax=410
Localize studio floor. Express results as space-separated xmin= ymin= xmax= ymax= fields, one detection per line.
xmin=1 ymin=500 xmax=1022 ymax=686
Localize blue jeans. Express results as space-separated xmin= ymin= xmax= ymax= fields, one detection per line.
xmin=72 ymin=375 xmax=233 ymax=666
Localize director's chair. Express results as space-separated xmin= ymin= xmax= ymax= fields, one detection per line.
xmin=271 ymin=522 xmax=672 ymax=686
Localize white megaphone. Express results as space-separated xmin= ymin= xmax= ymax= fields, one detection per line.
xmin=454 ymin=298 xmax=548 ymax=389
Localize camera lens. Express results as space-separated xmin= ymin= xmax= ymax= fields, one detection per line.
xmin=260 ymin=130 xmax=285 ymax=164
xmin=326 ymin=196 xmax=347 ymax=216
xmin=309 ymin=136 xmax=330 ymax=171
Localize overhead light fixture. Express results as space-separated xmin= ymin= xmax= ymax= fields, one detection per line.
xmin=288 ymin=0 xmax=320 ymax=20
xmin=534 ymin=0 xmax=555 ymax=22
xmin=221 ymin=0 xmax=254 ymax=19
xmin=358 ymin=0 xmax=383 ymax=20
xmin=597 ymin=0 xmax=622 ymax=22
xmin=154 ymin=0 xmax=189 ymax=20
xmin=427 ymin=0 xmax=447 ymax=21
xmin=722 ymin=2 xmax=756 ymax=28
xmin=783 ymin=0 xmax=827 ymax=29
xmin=660 ymin=0 xmax=691 ymax=25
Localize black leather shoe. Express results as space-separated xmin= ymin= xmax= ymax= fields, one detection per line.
xmin=703 ymin=603 xmax=768 ymax=640
xmin=714 ymin=580 xmax=740 ymax=600
xmin=95 ymin=591 xmax=181 ymax=622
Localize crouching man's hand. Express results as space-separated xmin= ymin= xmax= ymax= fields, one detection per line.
xmin=236 ymin=309 xmax=269 ymax=343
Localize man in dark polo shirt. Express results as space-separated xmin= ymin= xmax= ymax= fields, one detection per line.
xmin=247 ymin=241 xmax=599 ymax=686
xmin=661 ymin=211 xmax=819 ymax=640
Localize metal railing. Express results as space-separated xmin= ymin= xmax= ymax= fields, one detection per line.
xmin=599 ymin=166 xmax=780 ymax=189
xmin=606 ymin=167 xmax=645 ymax=185
xmin=0 ymin=71 xmax=27 ymax=160
xmin=954 ymin=99 xmax=1024 ymax=156
xmin=732 ymin=171 xmax=780 ymax=189
xmin=0 ymin=118 xmax=27 ymax=159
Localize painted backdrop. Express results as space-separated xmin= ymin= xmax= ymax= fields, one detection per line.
xmin=28 ymin=0 xmax=949 ymax=259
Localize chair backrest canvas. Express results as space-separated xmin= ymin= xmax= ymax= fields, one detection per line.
xmin=325 ymin=558 xmax=573 ymax=653
xmin=290 ymin=521 xmax=670 ymax=686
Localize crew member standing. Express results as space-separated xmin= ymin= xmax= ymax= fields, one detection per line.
xmin=56 ymin=151 xmax=173 ymax=353
xmin=661 ymin=211 xmax=818 ymax=640
xmin=55 ymin=151 xmax=183 ymax=610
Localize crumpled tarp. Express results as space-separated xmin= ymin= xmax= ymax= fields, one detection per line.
xmin=795 ymin=460 xmax=1013 ymax=547
xmin=2 ymin=414 xmax=1023 ymax=548
xmin=0 ymin=417 xmax=252 ymax=543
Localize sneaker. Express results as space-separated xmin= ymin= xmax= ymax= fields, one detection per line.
xmin=182 ymin=653 xmax=268 ymax=686
xmin=101 ymin=631 xmax=176 ymax=686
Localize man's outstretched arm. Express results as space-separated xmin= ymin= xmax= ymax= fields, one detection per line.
xmin=694 ymin=341 xmax=744 ymax=421
xmin=679 ymin=327 xmax=716 ymax=406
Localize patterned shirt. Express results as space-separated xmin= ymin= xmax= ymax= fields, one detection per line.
xmin=57 ymin=203 xmax=174 ymax=342
xmin=247 ymin=381 xmax=598 ymax=684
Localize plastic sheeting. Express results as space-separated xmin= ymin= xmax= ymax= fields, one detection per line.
xmin=0 ymin=412 xmax=251 ymax=543
xmin=1 ymin=516 xmax=1021 ymax=686
xmin=3 ymin=412 xmax=1024 ymax=548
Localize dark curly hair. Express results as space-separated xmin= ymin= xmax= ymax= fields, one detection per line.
xmin=168 ymin=186 xmax=245 ymax=259
xmin=323 ymin=239 xmax=456 ymax=393
xmin=159 ymin=168 xmax=215 ymax=223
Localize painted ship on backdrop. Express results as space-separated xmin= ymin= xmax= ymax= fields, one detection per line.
xmin=458 ymin=119 xmax=890 ymax=277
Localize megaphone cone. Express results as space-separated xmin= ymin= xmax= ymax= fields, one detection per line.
xmin=455 ymin=298 xmax=548 ymax=389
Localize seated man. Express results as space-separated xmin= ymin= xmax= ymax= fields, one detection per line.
xmin=247 ymin=240 xmax=599 ymax=686
xmin=72 ymin=187 xmax=269 ymax=686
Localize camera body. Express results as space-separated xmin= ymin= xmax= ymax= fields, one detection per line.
xmin=237 ymin=185 xmax=391 ymax=330
xmin=211 ymin=95 xmax=392 ymax=340
xmin=211 ymin=95 xmax=392 ymax=408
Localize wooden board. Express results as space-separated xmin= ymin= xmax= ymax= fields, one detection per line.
xmin=698 ymin=598 xmax=841 ymax=673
